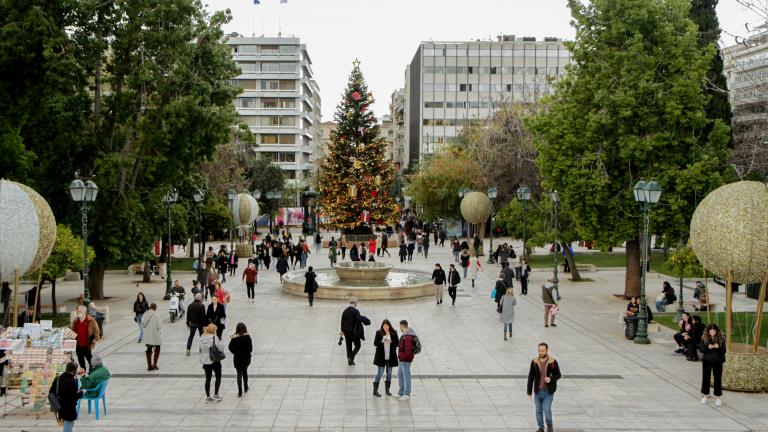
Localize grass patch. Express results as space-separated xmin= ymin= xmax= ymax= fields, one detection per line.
xmin=105 ymin=257 xmax=199 ymax=271
xmin=655 ymin=312 xmax=768 ymax=347
xmin=528 ymin=251 xmax=700 ymax=278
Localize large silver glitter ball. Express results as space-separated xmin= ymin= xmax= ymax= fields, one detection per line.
xmin=232 ymin=193 xmax=260 ymax=226
xmin=690 ymin=181 xmax=768 ymax=284
xmin=460 ymin=192 xmax=492 ymax=224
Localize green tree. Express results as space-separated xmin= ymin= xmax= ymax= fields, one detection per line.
xmin=528 ymin=0 xmax=731 ymax=298
xmin=319 ymin=62 xmax=398 ymax=231
xmin=245 ymin=156 xmax=285 ymax=220
xmin=39 ymin=225 xmax=95 ymax=313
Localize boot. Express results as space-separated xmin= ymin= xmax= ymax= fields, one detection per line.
xmin=152 ymin=348 xmax=160 ymax=370
xmin=145 ymin=351 xmax=153 ymax=371
xmin=471 ymin=280 xmax=475 ymax=287
xmin=385 ymin=381 xmax=392 ymax=396
xmin=373 ymin=382 xmax=381 ymax=397
xmin=546 ymin=423 xmax=553 ymax=432
xmin=504 ymin=330 xmax=508 ymax=341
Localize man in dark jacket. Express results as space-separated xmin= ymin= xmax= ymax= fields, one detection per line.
xmin=186 ymin=293 xmax=207 ymax=356
xmin=526 ymin=342 xmax=562 ymax=432
xmin=340 ymin=297 xmax=365 ymax=365
xmin=686 ymin=315 xmax=705 ymax=361
xmin=500 ymin=262 xmax=515 ymax=290
xmin=50 ymin=362 xmax=83 ymax=430
xmin=494 ymin=277 xmax=506 ymax=309
xmin=397 ymin=320 xmax=420 ymax=401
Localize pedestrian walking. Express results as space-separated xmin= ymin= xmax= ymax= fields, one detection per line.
xmin=447 ymin=264 xmax=461 ymax=306
xmin=699 ymin=323 xmax=726 ymax=406
xmin=359 ymin=243 xmax=367 ymax=261
xmin=422 ymin=235 xmax=430 ymax=259
xmin=469 ymin=258 xmax=482 ymax=288
xmin=432 ymin=263 xmax=447 ymax=305
xmin=242 ymin=263 xmax=258 ymax=302
xmin=406 ymin=239 xmax=415 ymax=261
xmin=300 ymin=240 xmax=310 ymax=269
xmin=71 ymin=305 xmax=100 ymax=371
xmin=460 ymin=249 xmax=470 ymax=278
xmin=229 ymin=251 xmax=238 ymax=277
xmin=200 ymin=324 xmax=226 ymax=402
xmin=229 ymin=322 xmax=253 ymax=398
xmin=368 ymin=238 xmax=377 ymax=260
xmin=519 ymin=259 xmax=531 ymax=295
xmin=305 ymin=266 xmax=318 ymax=307
xmin=398 ymin=243 xmax=407 ymax=263
xmin=328 ymin=245 xmax=338 ymax=267
xmin=372 ymin=319 xmax=399 ymax=397
xmin=494 ymin=275 xmax=506 ymax=311
xmin=186 ymin=293 xmax=207 ymax=356
xmin=276 ymin=255 xmax=289 ymax=283
xmin=397 ymin=320 xmax=421 ymax=401
xmin=133 ymin=292 xmax=149 ymax=343
xmin=452 ymin=239 xmax=461 ymax=262
xmin=340 ymin=297 xmax=370 ymax=365
xmin=499 ymin=288 xmax=517 ymax=340
xmin=340 ymin=235 xmax=348 ymax=260
xmin=541 ymin=278 xmax=559 ymax=328
xmin=526 ymin=343 xmax=561 ymax=432
xmin=141 ymin=303 xmax=163 ymax=371
xmin=206 ymin=296 xmax=227 ymax=339
xmin=314 ymin=232 xmax=323 ymax=254
xmin=439 ymin=229 xmax=446 ymax=247
xmin=350 ymin=244 xmax=360 ymax=262
xmin=216 ymin=252 xmax=228 ymax=282
xmin=380 ymin=233 xmax=391 ymax=257
xmin=49 ymin=362 xmax=82 ymax=432
xmin=500 ymin=262 xmax=515 ymax=290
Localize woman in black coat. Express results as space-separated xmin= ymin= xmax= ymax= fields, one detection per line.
xmin=206 ymin=296 xmax=227 ymax=338
xmin=304 ymin=266 xmax=318 ymax=307
xmin=699 ymin=323 xmax=726 ymax=406
xmin=372 ymin=319 xmax=399 ymax=397
xmin=276 ymin=256 xmax=289 ymax=283
xmin=49 ymin=362 xmax=82 ymax=429
xmin=228 ymin=322 xmax=253 ymax=398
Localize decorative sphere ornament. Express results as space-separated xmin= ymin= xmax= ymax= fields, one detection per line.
xmin=690 ymin=181 xmax=768 ymax=284
xmin=353 ymin=160 xmax=362 ymax=169
xmin=352 ymin=91 xmax=361 ymax=101
xmin=460 ymin=191 xmax=492 ymax=224
xmin=231 ymin=193 xmax=260 ymax=226
xmin=0 ymin=180 xmax=57 ymax=281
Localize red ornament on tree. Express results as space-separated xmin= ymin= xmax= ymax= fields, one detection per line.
xmin=371 ymin=190 xmax=378 ymax=197
xmin=360 ymin=210 xmax=371 ymax=223
xmin=352 ymin=91 xmax=361 ymax=101
xmin=361 ymin=104 xmax=368 ymax=112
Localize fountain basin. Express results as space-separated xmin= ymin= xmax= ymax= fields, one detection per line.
xmin=334 ymin=261 xmax=393 ymax=281
xmin=283 ymin=267 xmax=435 ymax=300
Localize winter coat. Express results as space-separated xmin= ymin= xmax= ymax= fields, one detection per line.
xmin=373 ymin=330 xmax=399 ymax=367
xmin=133 ymin=299 xmax=149 ymax=318
xmin=494 ymin=280 xmax=506 ymax=304
xmin=228 ymin=334 xmax=253 ymax=369
xmin=304 ymin=271 xmax=318 ymax=293
xmin=469 ymin=259 xmax=481 ymax=279
xmin=700 ymin=336 xmax=727 ymax=363
xmin=50 ymin=372 xmax=82 ymax=422
xmin=432 ymin=269 xmax=446 ymax=285
xmin=276 ymin=257 xmax=289 ymax=274
xmin=500 ymin=267 xmax=515 ymax=288
xmin=460 ymin=251 xmax=470 ymax=268
xmin=140 ymin=309 xmax=163 ymax=346
xmin=350 ymin=246 xmax=360 ymax=261
xmin=499 ymin=294 xmax=517 ymax=324
xmin=448 ymin=269 xmax=461 ymax=286
xmin=71 ymin=315 xmax=100 ymax=350
xmin=397 ymin=328 xmax=419 ymax=363
xmin=206 ymin=303 xmax=226 ymax=331
xmin=200 ymin=334 xmax=226 ymax=365
xmin=542 ymin=283 xmax=558 ymax=305
xmin=186 ymin=300 xmax=207 ymax=327
xmin=526 ymin=355 xmax=562 ymax=395
xmin=78 ymin=364 xmax=111 ymax=398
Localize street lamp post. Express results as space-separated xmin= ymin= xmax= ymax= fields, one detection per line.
xmin=192 ymin=187 xmax=205 ymax=258
xmin=162 ymin=188 xmax=178 ymax=300
xmin=633 ymin=179 xmax=663 ymax=345
xmin=487 ymin=187 xmax=498 ymax=264
xmin=227 ymin=189 xmax=236 ymax=253
xmin=69 ymin=176 xmax=99 ymax=305
xmin=551 ymin=190 xmax=560 ymax=293
xmin=517 ymin=185 xmax=531 ymax=260
xmin=253 ymin=189 xmax=262 ymax=236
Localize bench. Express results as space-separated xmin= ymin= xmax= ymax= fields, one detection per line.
xmin=129 ymin=264 xmax=144 ymax=275
xmin=560 ymin=263 xmax=597 ymax=272
xmin=685 ymin=302 xmax=722 ymax=313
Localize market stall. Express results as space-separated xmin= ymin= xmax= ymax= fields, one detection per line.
xmin=1 ymin=323 xmax=76 ymax=417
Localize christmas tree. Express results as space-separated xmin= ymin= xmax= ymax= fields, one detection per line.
xmin=319 ymin=60 xmax=399 ymax=232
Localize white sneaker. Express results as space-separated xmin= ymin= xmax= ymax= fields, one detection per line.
xmin=213 ymin=394 xmax=223 ymax=402
xmin=399 ymin=395 xmax=410 ymax=401
xmin=715 ymin=398 xmax=722 ymax=406
xmin=700 ymin=396 xmax=708 ymax=404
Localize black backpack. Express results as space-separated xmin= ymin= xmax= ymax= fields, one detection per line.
xmin=48 ymin=376 xmax=61 ymax=412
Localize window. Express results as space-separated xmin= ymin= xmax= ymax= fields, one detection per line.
xmin=279 ymin=45 xmax=298 ymax=54
xmin=260 ymin=116 xmax=296 ymax=127
xmin=284 ymin=170 xmax=297 ymax=179
xmin=279 ymin=62 xmax=297 ymax=73
xmin=424 ymin=102 xmax=444 ymax=108
xmin=490 ymin=67 xmax=497 ymax=74
xmin=260 ymin=45 xmax=279 ymax=54
xmin=261 ymin=98 xmax=279 ymax=108
xmin=264 ymin=152 xmax=296 ymax=163
xmin=459 ymin=84 xmax=467 ymax=92
xmin=467 ymin=66 xmax=474 ymax=74
xmin=238 ymin=45 xmax=259 ymax=53
xmin=279 ymin=134 xmax=296 ymax=144
xmin=260 ymin=134 xmax=279 ymax=144
xmin=238 ymin=62 xmax=258 ymax=73
xmin=238 ymin=97 xmax=259 ymax=108
xmin=261 ymin=80 xmax=280 ymax=90
xmin=279 ymin=80 xmax=296 ymax=90
xmin=237 ymin=80 xmax=258 ymax=90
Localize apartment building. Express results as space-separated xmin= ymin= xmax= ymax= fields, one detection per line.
xmin=390 ymin=88 xmax=406 ymax=171
xmin=227 ymin=35 xmax=322 ymax=186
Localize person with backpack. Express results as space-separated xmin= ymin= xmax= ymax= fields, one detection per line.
xmin=228 ymin=323 xmax=253 ymax=398
xmin=48 ymin=362 xmax=82 ymax=432
xmin=459 ymin=249 xmax=470 ymax=278
xmin=396 ymin=320 xmax=421 ymax=401
xmin=447 ymin=264 xmax=461 ymax=306
xmin=200 ymin=324 xmax=226 ymax=402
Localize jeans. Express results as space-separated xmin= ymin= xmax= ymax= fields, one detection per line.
xmin=453 ymin=251 xmax=460 ymax=262
xmin=423 ymin=248 xmax=429 ymax=258
xmin=655 ymin=300 xmax=666 ymax=312
xmin=203 ymin=361 xmax=222 ymax=397
xmin=246 ymin=282 xmax=255 ymax=299
xmin=397 ymin=361 xmax=412 ymax=396
xmin=316 ymin=243 xmax=321 ymax=253
xmin=504 ymin=323 xmax=513 ymax=333
xmin=374 ymin=364 xmax=393 ymax=383
xmin=534 ymin=388 xmax=554 ymax=428
xmin=136 ymin=314 xmax=144 ymax=340
xmin=462 ymin=267 xmax=468 ymax=278
xmin=187 ymin=325 xmax=203 ymax=350
xmin=63 ymin=420 xmax=75 ymax=432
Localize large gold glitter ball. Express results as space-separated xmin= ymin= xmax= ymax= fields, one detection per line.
xmin=460 ymin=191 xmax=492 ymax=224
xmin=690 ymin=181 xmax=768 ymax=284
xmin=0 ymin=180 xmax=57 ymax=281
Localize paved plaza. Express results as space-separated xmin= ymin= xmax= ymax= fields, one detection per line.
xmin=2 ymin=237 xmax=767 ymax=432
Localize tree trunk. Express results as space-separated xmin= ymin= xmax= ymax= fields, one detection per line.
xmin=188 ymin=237 xmax=195 ymax=258
xmin=50 ymin=279 xmax=57 ymax=315
xmin=624 ymin=237 xmax=641 ymax=299
xmin=142 ymin=260 xmax=151 ymax=283
xmin=89 ymin=265 xmax=106 ymax=300
xmin=564 ymin=246 xmax=582 ymax=281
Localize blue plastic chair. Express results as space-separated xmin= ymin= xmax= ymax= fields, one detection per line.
xmin=77 ymin=380 xmax=108 ymax=419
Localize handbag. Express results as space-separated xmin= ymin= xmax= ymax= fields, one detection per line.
xmin=48 ymin=376 xmax=62 ymax=412
xmin=210 ymin=342 xmax=226 ymax=362
xmin=490 ymin=288 xmax=496 ymax=299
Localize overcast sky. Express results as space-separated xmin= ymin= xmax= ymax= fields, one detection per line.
xmin=210 ymin=0 xmax=764 ymax=121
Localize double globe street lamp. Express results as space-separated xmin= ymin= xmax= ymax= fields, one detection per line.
xmin=633 ymin=179 xmax=663 ymax=345
xmin=162 ymin=189 xmax=179 ymax=300
xmin=517 ymin=185 xmax=532 ymax=260
xmin=69 ymin=176 xmax=99 ymax=305
xmin=550 ymin=190 xmax=560 ymax=293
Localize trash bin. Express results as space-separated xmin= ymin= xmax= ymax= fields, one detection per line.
xmin=624 ymin=316 xmax=638 ymax=340
xmin=746 ymin=283 xmax=765 ymax=301
xmin=89 ymin=310 xmax=105 ymax=338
